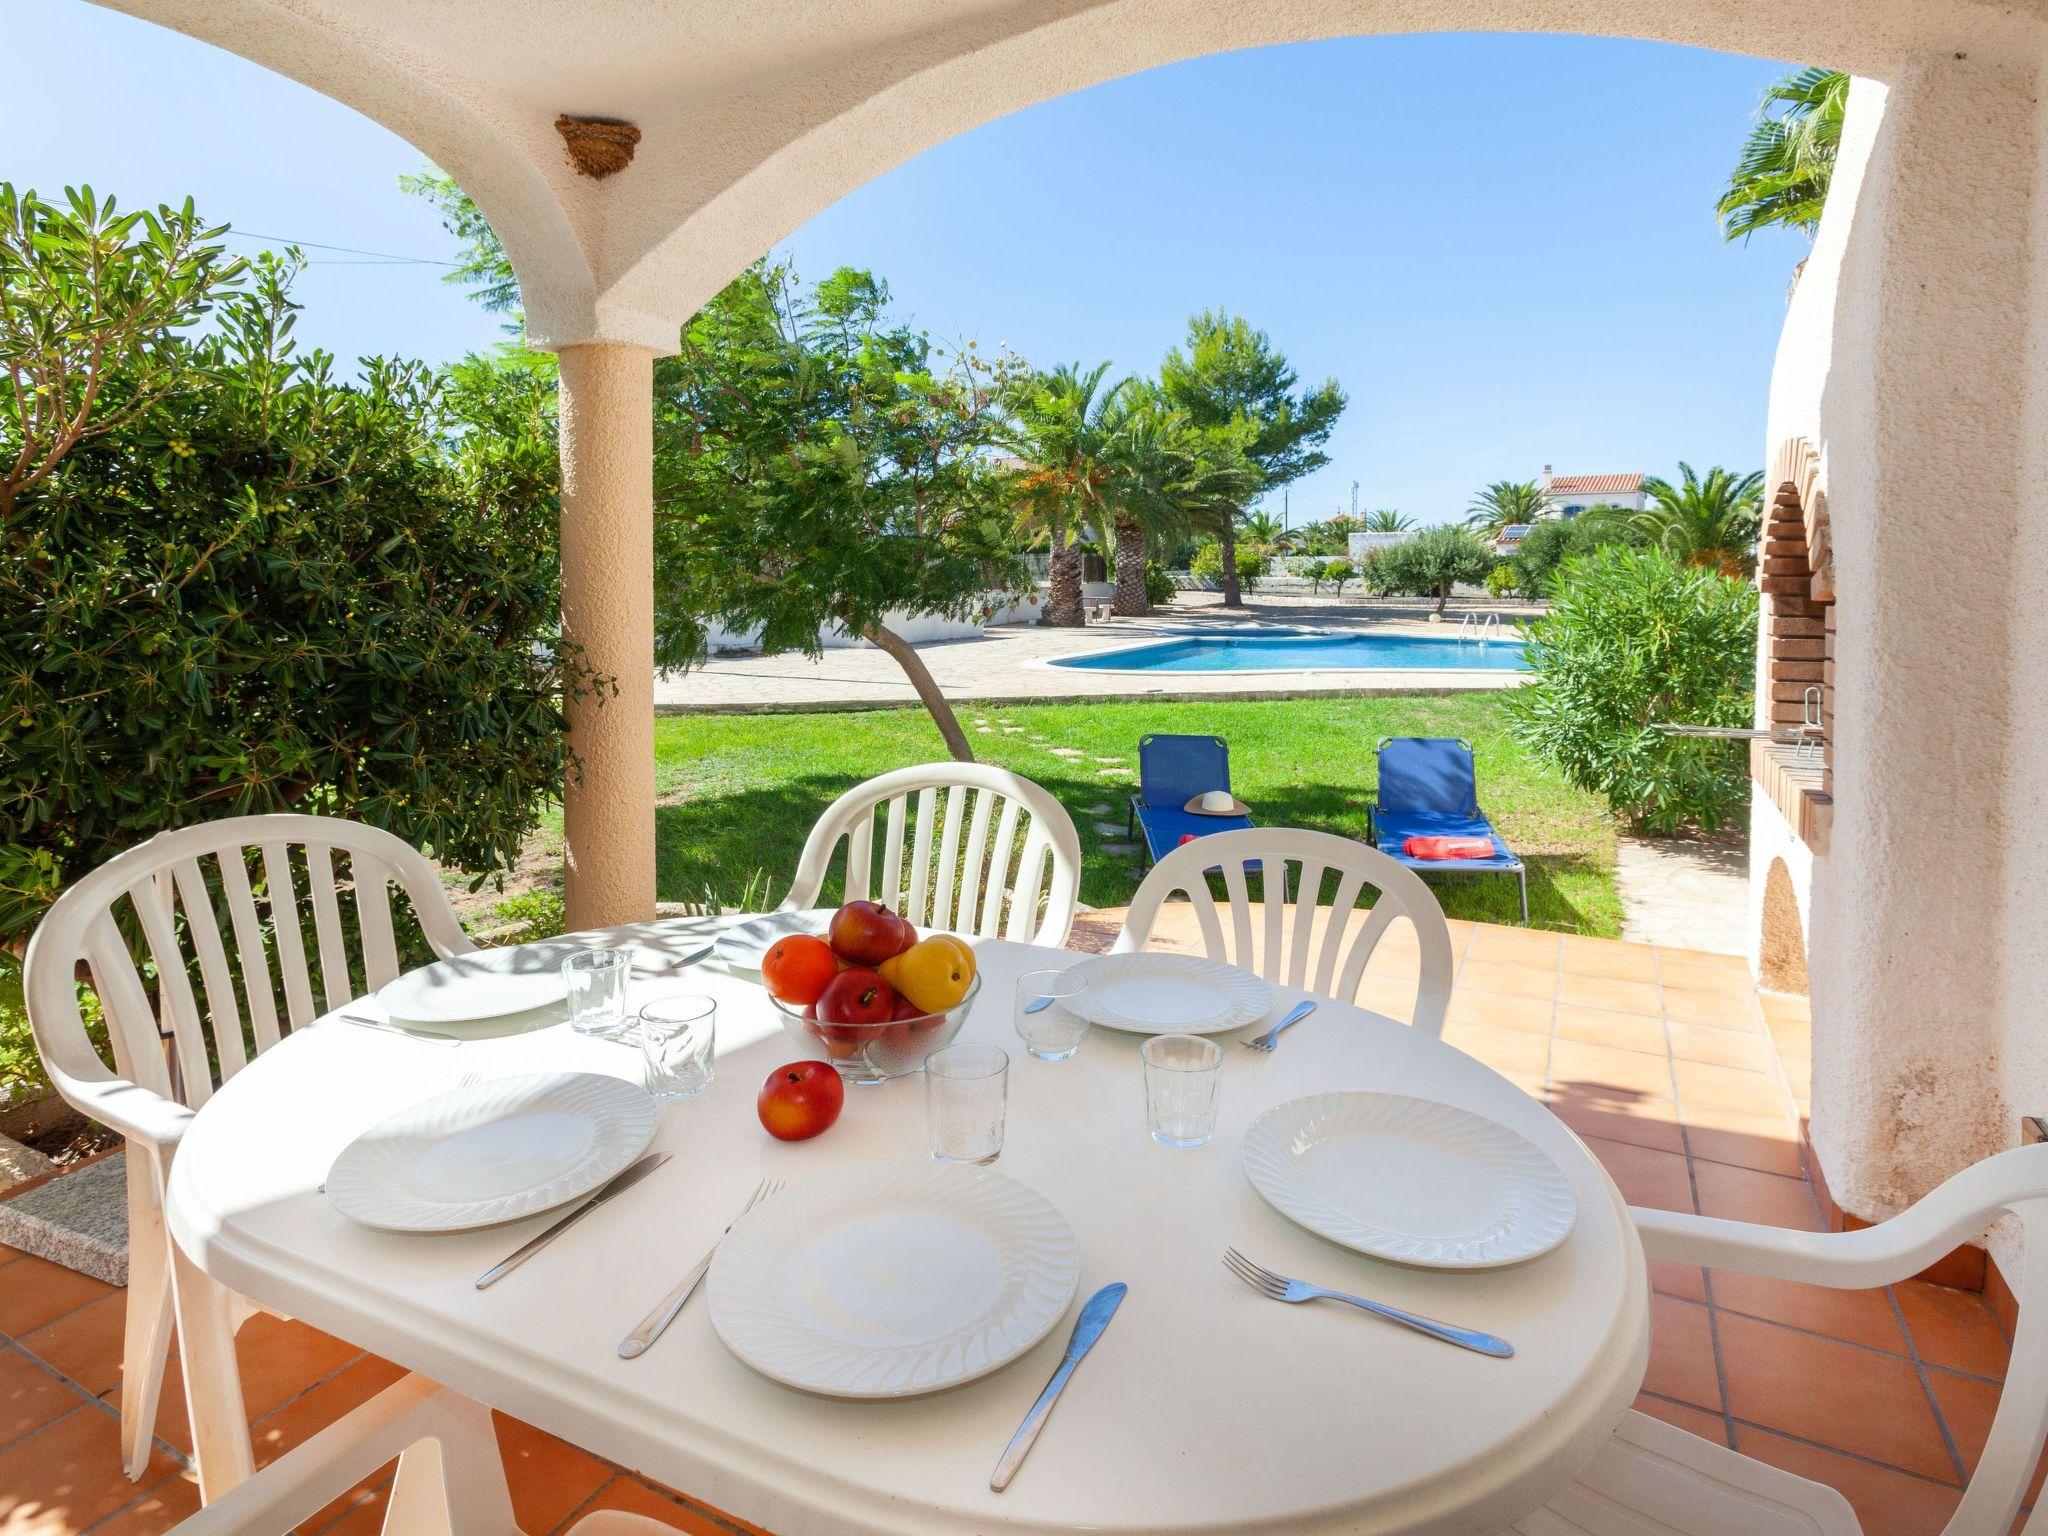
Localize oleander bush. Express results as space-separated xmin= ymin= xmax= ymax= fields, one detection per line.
xmin=1508 ymin=544 xmax=1757 ymax=835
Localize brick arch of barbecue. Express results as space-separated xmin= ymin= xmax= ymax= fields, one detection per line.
xmin=1756 ymin=436 xmax=1835 ymax=852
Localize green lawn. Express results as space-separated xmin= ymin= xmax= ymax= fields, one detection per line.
xmin=651 ymin=694 xmax=1624 ymax=936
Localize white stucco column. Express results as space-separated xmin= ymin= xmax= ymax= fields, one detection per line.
xmin=557 ymin=341 xmax=658 ymax=931
xmin=1767 ymin=55 xmax=2047 ymax=1230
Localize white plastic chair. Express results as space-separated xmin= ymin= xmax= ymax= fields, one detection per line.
xmin=1523 ymin=1144 xmax=2048 ymax=1535
xmin=21 ymin=814 xmax=474 ymax=1484
xmin=782 ymin=763 xmax=1082 ymax=947
xmin=1110 ymin=826 xmax=1455 ymax=1036
xmin=162 ymin=1374 xmax=681 ymax=1535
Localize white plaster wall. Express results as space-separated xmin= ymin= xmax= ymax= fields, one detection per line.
xmin=1763 ymin=59 xmax=2043 ymax=1244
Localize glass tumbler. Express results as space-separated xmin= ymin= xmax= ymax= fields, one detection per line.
xmin=1141 ymin=1033 xmax=1223 ymax=1148
xmin=638 ymin=995 xmax=717 ymax=1101
xmin=563 ymin=949 xmax=632 ymax=1035
xmin=1013 ymin=969 xmax=1089 ymax=1061
xmin=925 ymin=1043 xmax=1009 ymax=1164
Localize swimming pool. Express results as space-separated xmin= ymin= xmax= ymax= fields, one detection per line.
xmin=1049 ymin=630 xmax=1528 ymax=674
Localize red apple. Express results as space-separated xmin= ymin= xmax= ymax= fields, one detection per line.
xmin=828 ymin=901 xmax=914 ymax=966
xmin=816 ymin=967 xmax=895 ymax=1025
xmin=757 ymin=1060 xmax=845 ymax=1141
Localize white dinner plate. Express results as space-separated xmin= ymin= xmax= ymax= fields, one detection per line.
xmin=376 ymin=943 xmax=584 ymax=1024
xmin=713 ymin=909 xmax=839 ymax=972
xmin=1064 ymin=953 xmax=1274 ymax=1035
xmin=707 ymin=1161 xmax=1081 ymax=1398
xmin=1242 ymin=1093 xmax=1577 ymax=1269
xmin=325 ymin=1072 xmax=659 ymax=1232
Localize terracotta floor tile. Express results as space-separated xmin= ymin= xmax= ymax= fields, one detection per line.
xmin=1444 ymin=990 xmax=1553 ymax=1036
xmin=0 ymin=1402 xmax=185 ymax=1534
xmin=0 ymin=1246 xmax=26 ymax=1266
xmin=1664 ymin=1019 xmax=1778 ymax=1073
xmin=1733 ymin=1426 xmax=1962 ymax=1536
xmin=1352 ymin=975 xmax=1420 ymax=1023
xmin=1644 ymin=1294 xmax=1722 ymax=1411
xmin=494 ymin=1413 xmax=612 ymax=1536
xmin=306 ymin=1480 xmax=392 ymax=1536
xmin=249 ymin=1355 xmax=408 ymax=1469
xmin=1655 ymin=945 xmax=1751 ymax=974
xmin=1544 ymin=1085 xmax=1686 ymax=1154
xmin=1439 ymin=1020 xmax=1551 ymax=1079
xmin=1692 ymin=1161 xmax=1824 ymax=1231
xmin=1758 ymin=989 xmax=1812 ymax=1025
xmin=1456 ymin=959 xmax=1558 ymax=1001
xmin=1661 ymin=986 xmax=1763 ymax=1030
xmin=19 ymin=1294 xmax=129 ymax=1398
xmin=0 ymin=1348 xmax=94 ymax=1447
xmin=571 ymin=1474 xmax=766 ymax=1536
xmin=1898 ymin=1282 xmax=2010 ymax=1381
xmin=1708 ymin=1272 xmax=1909 ymax=1354
xmin=88 ymin=1473 xmax=202 ymax=1536
xmin=1548 ymin=1038 xmax=1676 ymax=1099
xmin=1672 ymin=1059 xmax=1791 ymax=1119
xmin=1648 ymin=1259 xmax=1708 ymax=1301
xmin=1465 ymin=927 xmax=1561 ymax=967
xmin=1552 ymin=1005 xmax=1667 ymax=1057
xmin=1717 ymin=1311 xmax=1954 ymax=1479
xmin=1556 ymin=974 xmax=1663 ymax=1017
xmin=1582 ymin=1136 xmax=1695 ymax=1213
xmin=1680 ymin=1105 xmax=1805 ymax=1178
xmin=0 ymin=1256 xmax=114 ymax=1337
xmin=233 ymin=1316 xmax=365 ymax=1423
xmin=1924 ymin=1367 xmax=2045 ymax=1503
xmin=1656 ymin=958 xmax=1757 ymax=997
xmin=1632 ymin=1392 xmax=1729 ymax=1445
xmin=1560 ymin=938 xmax=1661 ymax=983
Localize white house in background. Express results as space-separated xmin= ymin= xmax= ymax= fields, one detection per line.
xmin=1539 ymin=467 xmax=1648 ymax=516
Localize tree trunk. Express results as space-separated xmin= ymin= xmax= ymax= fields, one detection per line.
xmin=1046 ymin=530 xmax=1085 ymax=627
xmin=1112 ymin=519 xmax=1149 ymax=616
xmin=1219 ymin=516 xmax=1243 ymax=608
xmin=862 ymin=622 xmax=975 ymax=762
xmin=1434 ymin=581 xmax=1450 ymax=617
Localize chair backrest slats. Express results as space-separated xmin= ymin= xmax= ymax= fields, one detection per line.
xmin=215 ymin=849 xmax=284 ymax=1055
xmin=24 ymin=815 xmax=477 ymax=1124
xmin=783 ymin=765 xmax=1081 ymax=949
xmin=1111 ymin=827 xmax=1455 ymax=1035
xmin=170 ymin=856 xmax=249 ymax=1084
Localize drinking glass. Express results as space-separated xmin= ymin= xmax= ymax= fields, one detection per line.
xmin=925 ymin=1043 xmax=1009 ymax=1164
xmin=638 ymin=995 xmax=717 ymax=1101
xmin=1013 ymin=969 xmax=1089 ymax=1061
xmin=563 ymin=949 xmax=632 ymax=1036
xmin=1142 ymin=1033 xmax=1223 ymax=1148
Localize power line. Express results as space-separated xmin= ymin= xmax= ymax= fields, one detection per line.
xmin=222 ymin=230 xmax=459 ymax=267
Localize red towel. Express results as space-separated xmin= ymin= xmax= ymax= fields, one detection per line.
xmin=1404 ymin=835 xmax=1494 ymax=861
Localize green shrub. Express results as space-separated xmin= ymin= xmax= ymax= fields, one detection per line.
xmin=1372 ymin=527 xmax=1496 ymax=614
xmin=1315 ymin=558 xmax=1357 ymax=596
xmin=1143 ymin=562 xmax=1178 ymax=608
xmin=1508 ymin=545 xmax=1758 ymax=835
xmin=1513 ymin=516 xmax=1638 ymax=597
xmin=1486 ymin=564 xmax=1520 ymax=598
xmin=1 ymin=189 xmax=579 ymax=944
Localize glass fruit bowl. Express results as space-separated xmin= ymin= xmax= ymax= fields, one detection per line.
xmin=766 ymin=971 xmax=981 ymax=1084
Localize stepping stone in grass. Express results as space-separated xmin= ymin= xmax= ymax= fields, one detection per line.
xmin=1100 ymin=842 xmax=1141 ymax=857
xmin=1093 ymin=756 xmax=1123 ymax=765
xmin=1093 ymin=822 xmax=1124 ymax=837
xmin=1084 ymin=803 xmax=1113 ymax=814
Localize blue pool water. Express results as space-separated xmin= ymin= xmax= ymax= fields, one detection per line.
xmin=1052 ymin=631 xmax=1528 ymax=674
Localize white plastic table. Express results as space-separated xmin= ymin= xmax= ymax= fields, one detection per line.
xmin=165 ymin=918 xmax=1648 ymax=1535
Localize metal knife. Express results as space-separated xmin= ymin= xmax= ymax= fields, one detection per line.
xmin=660 ymin=944 xmax=715 ymax=974
xmin=473 ymin=1151 xmax=670 ymax=1290
xmin=990 ymin=1282 xmax=1128 ymax=1491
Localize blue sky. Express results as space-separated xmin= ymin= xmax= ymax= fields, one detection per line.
xmin=5 ymin=1 xmax=1809 ymax=526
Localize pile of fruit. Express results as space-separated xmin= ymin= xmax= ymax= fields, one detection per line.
xmin=760 ymin=899 xmax=977 ymax=1056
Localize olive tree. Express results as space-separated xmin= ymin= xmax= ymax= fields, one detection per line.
xmin=1372 ymin=526 xmax=1497 ymax=615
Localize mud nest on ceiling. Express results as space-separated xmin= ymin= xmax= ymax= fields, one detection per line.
xmin=556 ymin=115 xmax=641 ymax=179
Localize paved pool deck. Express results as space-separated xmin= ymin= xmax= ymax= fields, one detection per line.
xmin=654 ymin=594 xmax=1538 ymax=713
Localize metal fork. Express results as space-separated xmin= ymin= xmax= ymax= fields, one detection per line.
xmin=1222 ymin=1248 xmax=1514 ymax=1358
xmin=1244 ymin=1000 xmax=1317 ymax=1052
xmin=617 ymin=1178 xmax=784 ymax=1359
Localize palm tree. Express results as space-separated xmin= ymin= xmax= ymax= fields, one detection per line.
xmin=1634 ymin=463 xmax=1765 ymax=576
xmin=1364 ymin=508 xmax=1414 ymax=532
xmin=1006 ymin=362 xmax=1128 ymax=626
xmin=1718 ymin=68 xmax=1849 ymax=242
xmin=1240 ymin=508 xmax=1299 ymax=553
xmin=1097 ymin=402 xmax=1256 ymax=616
xmin=1465 ymin=480 xmax=1547 ymax=540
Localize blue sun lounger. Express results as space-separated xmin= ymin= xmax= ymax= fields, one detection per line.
xmin=1368 ymin=736 xmax=1528 ymax=923
xmin=1127 ymin=733 xmax=1254 ymax=864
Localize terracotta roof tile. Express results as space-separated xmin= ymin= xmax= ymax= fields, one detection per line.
xmin=1546 ymin=473 xmax=1643 ymax=495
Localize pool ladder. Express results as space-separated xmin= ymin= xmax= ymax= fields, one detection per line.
xmin=1459 ymin=612 xmax=1502 ymax=643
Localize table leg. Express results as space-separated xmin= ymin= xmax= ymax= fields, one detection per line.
xmin=169 ymin=1239 xmax=255 ymax=1499
xmin=381 ymin=1388 xmax=522 ymax=1536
